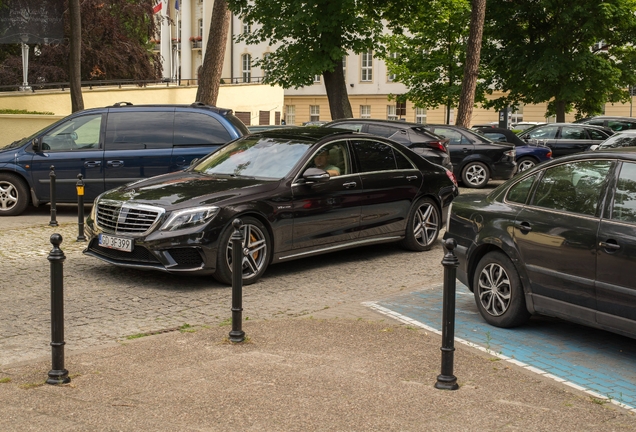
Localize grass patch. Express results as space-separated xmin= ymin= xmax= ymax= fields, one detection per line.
xmin=126 ymin=332 xmax=150 ymax=340
xmin=590 ymin=396 xmax=610 ymax=405
xmin=20 ymin=381 xmax=45 ymax=389
xmin=219 ymin=318 xmax=232 ymax=327
xmin=0 ymin=377 xmax=11 ymax=383
xmin=0 ymin=109 xmax=54 ymax=115
xmin=179 ymin=323 xmax=196 ymax=333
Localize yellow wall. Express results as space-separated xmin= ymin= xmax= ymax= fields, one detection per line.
xmin=0 ymin=83 xmax=284 ymax=146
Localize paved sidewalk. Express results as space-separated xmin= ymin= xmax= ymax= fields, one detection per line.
xmin=1 ymin=304 xmax=634 ymax=431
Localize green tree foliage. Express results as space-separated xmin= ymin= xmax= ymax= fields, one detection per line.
xmin=380 ymin=0 xmax=489 ymax=123
xmin=482 ymin=0 xmax=636 ymax=121
xmin=226 ymin=0 xmax=384 ymax=119
xmin=0 ymin=0 xmax=160 ymax=88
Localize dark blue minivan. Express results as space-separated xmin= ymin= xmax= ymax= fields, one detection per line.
xmin=0 ymin=102 xmax=248 ymax=216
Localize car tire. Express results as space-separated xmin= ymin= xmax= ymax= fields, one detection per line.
xmin=0 ymin=173 xmax=30 ymax=216
xmin=473 ymin=251 xmax=531 ymax=328
xmin=516 ymin=157 xmax=537 ymax=173
xmin=400 ymin=197 xmax=441 ymax=251
xmin=461 ymin=161 xmax=490 ymax=188
xmin=213 ymin=216 xmax=271 ymax=286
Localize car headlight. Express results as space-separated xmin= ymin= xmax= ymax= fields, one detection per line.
xmin=160 ymin=206 xmax=220 ymax=232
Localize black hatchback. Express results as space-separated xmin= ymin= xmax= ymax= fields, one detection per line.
xmin=84 ymin=127 xmax=458 ymax=285
xmin=445 ymin=148 xmax=636 ymax=339
xmin=421 ymin=124 xmax=517 ymax=188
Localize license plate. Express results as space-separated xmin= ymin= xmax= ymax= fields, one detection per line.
xmin=99 ymin=234 xmax=134 ymax=252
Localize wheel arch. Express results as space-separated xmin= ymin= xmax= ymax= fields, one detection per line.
xmin=0 ymin=169 xmax=32 ymax=207
xmin=226 ymin=210 xmax=276 ymax=265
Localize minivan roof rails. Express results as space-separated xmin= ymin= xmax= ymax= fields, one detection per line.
xmin=112 ymin=101 xmax=133 ymax=107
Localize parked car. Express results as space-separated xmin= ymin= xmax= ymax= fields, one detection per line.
xmin=475 ymin=127 xmax=552 ymax=172
xmin=324 ymin=119 xmax=452 ymax=170
xmin=518 ymin=123 xmax=613 ymax=157
xmin=512 ymin=122 xmax=546 ymax=132
xmin=0 ymin=102 xmax=249 ymax=216
xmin=471 ymin=122 xmax=499 ymax=130
xmin=83 ymin=127 xmax=459 ymax=285
xmin=420 ymin=124 xmax=517 ymax=188
xmin=575 ymin=116 xmax=636 ymax=132
xmin=247 ymin=125 xmax=293 ymax=133
xmin=444 ymin=148 xmax=636 ymax=339
xmin=590 ymin=130 xmax=636 ymax=151
xmin=303 ymin=120 xmax=330 ymax=127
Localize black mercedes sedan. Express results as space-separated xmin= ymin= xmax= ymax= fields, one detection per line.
xmin=84 ymin=127 xmax=459 ymax=285
xmin=444 ymin=148 xmax=636 ymax=339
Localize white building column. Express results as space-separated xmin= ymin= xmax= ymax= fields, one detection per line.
xmin=160 ymin=0 xmax=172 ymax=80
xmin=181 ymin=0 xmax=192 ymax=81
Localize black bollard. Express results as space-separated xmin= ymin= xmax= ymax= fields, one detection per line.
xmin=435 ymin=238 xmax=459 ymax=390
xmin=49 ymin=166 xmax=58 ymax=227
xmin=76 ymin=174 xmax=86 ymax=242
xmin=47 ymin=234 xmax=70 ymax=385
xmin=228 ymin=218 xmax=246 ymax=343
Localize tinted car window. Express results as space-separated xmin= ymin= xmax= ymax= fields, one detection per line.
xmin=394 ymin=149 xmax=415 ymax=169
xmin=560 ymin=126 xmax=587 ymax=140
xmin=597 ymin=133 xmax=636 ymax=150
xmin=607 ymin=120 xmax=636 ymax=131
xmin=41 ymin=114 xmax=102 ymax=151
xmin=507 ymin=175 xmax=536 ymax=204
xmin=352 ymin=139 xmax=397 ymax=172
xmin=586 ymin=128 xmax=608 ymax=140
xmin=532 ymin=160 xmax=612 ymax=215
xmin=527 ymin=126 xmax=558 ymax=140
xmin=612 ymin=162 xmax=636 ymax=223
xmin=332 ymin=123 xmax=363 ymax=132
xmin=433 ymin=127 xmax=469 ymax=145
xmin=483 ymin=132 xmax=507 ymax=142
xmin=174 ymin=112 xmax=231 ymax=145
xmin=367 ymin=124 xmax=398 ymax=138
xmin=307 ymin=141 xmax=350 ymax=176
xmin=105 ymin=111 xmax=174 ymax=149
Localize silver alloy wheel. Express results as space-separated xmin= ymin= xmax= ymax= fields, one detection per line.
xmin=477 ymin=263 xmax=511 ymax=316
xmin=517 ymin=159 xmax=536 ymax=172
xmin=413 ymin=202 xmax=439 ymax=248
xmin=0 ymin=180 xmax=18 ymax=212
xmin=464 ymin=163 xmax=487 ymax=186
xmin=225 ymin=223 xmax=268 ymax=280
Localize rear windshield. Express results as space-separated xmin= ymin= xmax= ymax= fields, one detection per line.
xmin=226 ymin=114 xmax=250 ymax=136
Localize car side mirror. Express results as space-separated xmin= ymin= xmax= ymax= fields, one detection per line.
xmin=31 ymin=137 xmax=41 ymax=152
xmin=302 ymin=167 xmax=330 ymax=183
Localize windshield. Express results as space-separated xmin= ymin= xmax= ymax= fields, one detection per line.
xmin=597 ymin=133 xmax=636 ymax=150
xmin=193 ymin=135 xmax=313 ymax=179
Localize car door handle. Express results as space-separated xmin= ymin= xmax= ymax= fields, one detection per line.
xmin=84 ymin=160 xmax=102 ymax=168
xmin=599 ymin=240 xmax=621 ymax=251
xmin=514 ymin=221 xmax=532 ymax=233
xmin=107 ymin=160 xmax=124 ymax=167
xmin=406 ymin=175 xmax=418 ymax=181
xmin=342 ymin=181 xmax=357 ymax=189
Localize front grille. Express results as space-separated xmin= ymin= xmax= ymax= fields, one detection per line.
xmin=88 ymin=239 xmax=160 ymax=263
xmin=96 ymin=200 xmax=164 ymax=236
xmin=168 ymin=248 xmax=204 ymax=267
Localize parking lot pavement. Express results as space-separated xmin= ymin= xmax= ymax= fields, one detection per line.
xmin=368 ymin=284 xmax=636 ymax=413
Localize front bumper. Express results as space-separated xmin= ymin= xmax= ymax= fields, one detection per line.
xmin=83 ymin=218 xmax=223 ymax=275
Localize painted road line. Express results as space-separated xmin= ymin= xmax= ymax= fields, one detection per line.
xmin=364 ymin=284 xmax=636 ymax=413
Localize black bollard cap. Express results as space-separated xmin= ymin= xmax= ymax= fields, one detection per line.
xmin=50 ymin=233 xmax=63 ymax=247
xmin=443 ymin=238 xmax=456 ymax=251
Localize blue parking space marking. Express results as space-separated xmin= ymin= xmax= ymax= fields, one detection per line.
xmin=364 ymin=283 xmax=636 ymax=413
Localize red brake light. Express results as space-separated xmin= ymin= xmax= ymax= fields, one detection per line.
xmin=445 ymin=169 xmax=458 ymax=187
xmin=427 ymin=140 xmax=448 ymax=153
xmin=546 ymin=151 xmax=553 ymax=158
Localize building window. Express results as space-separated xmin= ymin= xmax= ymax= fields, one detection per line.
xmin=360 ymin=105 xmax=371 ymax=119
xmin=342 ymin=56 xmax=347 ymax=80
xmin=415 ymin=107 xmax=427 ymax=124
xmin=314 ymin=75 xmax=321 ymax=83
xmin=198 ymin=19 xmax=203 ymax=37
xmin=286 ymin=105 xmax=296 ymax=125
xmin=387 ymin=105 xmax=398 ymax=121
xmin=387 ymin=52 xmax=397 ymax=82
xmin=310 ymin=105 xmax=320 ymax=122
xmin=361 ymin=50 xmax=373 ymax=82
xmin=242 ymin=54 xmax=251 ymax=83
xmin=243 ymin=22 xmax=251 ymax=34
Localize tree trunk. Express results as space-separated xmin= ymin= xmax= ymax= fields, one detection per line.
xmin=456 ymin=0 xmax=486 ymax=128
xmin=195 ymin=0 xmax=231 ymax=105
xmin=323 ymin=64 xmax=353 ymax=120
xmin=69 ymin=0 xmax=83 ymax=112
xmin=555 ymin=100 xmax=566 ymax=122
